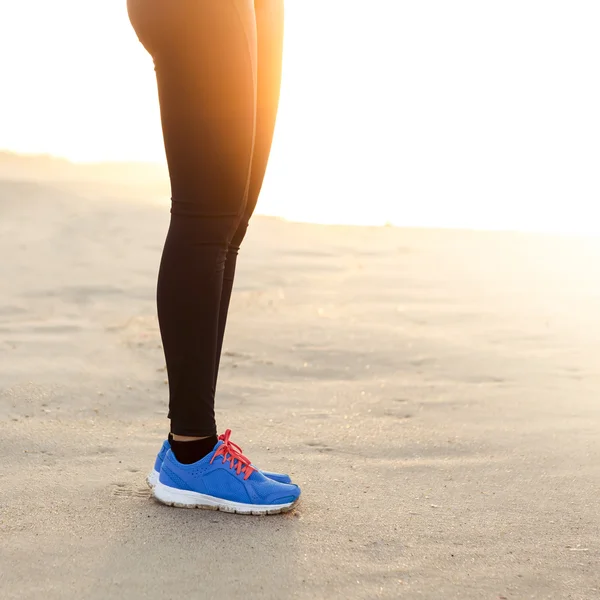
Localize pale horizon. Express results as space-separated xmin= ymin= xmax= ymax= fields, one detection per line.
xmin=1 ymin=0 xmax=599 ymax=234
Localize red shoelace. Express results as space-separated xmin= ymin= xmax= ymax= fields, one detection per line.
xmin=210 ymin=429 xmax=255 ymax=480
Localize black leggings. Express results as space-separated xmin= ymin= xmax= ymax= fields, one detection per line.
xmin=127 ymin=0 xmax=284 ymax=436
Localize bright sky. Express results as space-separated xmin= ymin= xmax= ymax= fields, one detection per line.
xmin=1 ymin=1 xmax=600 ymax=233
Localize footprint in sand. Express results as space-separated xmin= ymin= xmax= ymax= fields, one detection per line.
xmin=111 ymin=482 xmax=151 ymax=499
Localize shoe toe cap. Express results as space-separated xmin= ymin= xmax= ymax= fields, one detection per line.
xmin=266 ymin=482 xmax=301 ymax=505
xmin=262 ymin=470 xmax=292 ymax=484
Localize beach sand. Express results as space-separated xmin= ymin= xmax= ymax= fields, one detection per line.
xmin=1 ymin=180 xmax=599 ymax=599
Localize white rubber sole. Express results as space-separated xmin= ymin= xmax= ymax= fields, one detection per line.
xmin=146 ymin=469 xmax=159 ymax=489
xmin=152 ymin=481 xmax=298 ymax=515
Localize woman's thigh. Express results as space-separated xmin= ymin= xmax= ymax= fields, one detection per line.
xmin=129 ymin=0 xmax=258 ymax=221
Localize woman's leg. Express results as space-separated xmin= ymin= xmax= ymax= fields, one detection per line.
xmin=127 ymin=0 xmax=258 ymax=437
xmin=129 ymin=0 xmax=300 ymax=513
xmin=214 ymin=0 xmax=285 ymax=390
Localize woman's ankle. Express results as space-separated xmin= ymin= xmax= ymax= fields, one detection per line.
xmin=171 ymin=434 xmax=212 ymax=442
xmin=170 ymin=434 xmax=219 ymax=464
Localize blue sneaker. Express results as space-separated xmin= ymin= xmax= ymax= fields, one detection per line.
xmin=153 ymin=431 xmax=301 ymax=515
xmin=146 ymin=430 xmax=292 ymax=488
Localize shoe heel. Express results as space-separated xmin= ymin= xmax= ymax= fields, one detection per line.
xmin=146 ymin=469 xmax=159 ymax=489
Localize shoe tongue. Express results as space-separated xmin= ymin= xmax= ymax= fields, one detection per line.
xmin=215 ymin=440 xmax=245 ymax=467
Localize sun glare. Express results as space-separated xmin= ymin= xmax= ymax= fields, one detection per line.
xmin=1 ymin=1 xmax=599 ymax=233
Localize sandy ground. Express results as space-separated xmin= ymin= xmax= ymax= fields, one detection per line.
xmin=1 ymin=180 xmax=600 ymax=600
